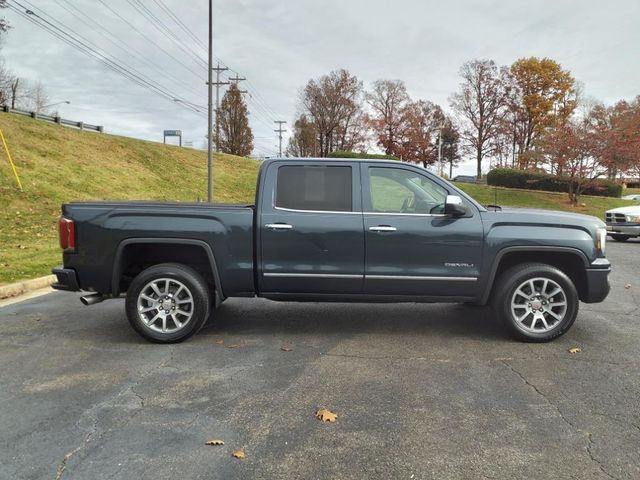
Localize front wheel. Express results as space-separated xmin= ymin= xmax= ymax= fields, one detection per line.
xmin=493 ymin=263 xmax=579 ymax=342
xmin=125 ymin=263 xmax=211 ymax=343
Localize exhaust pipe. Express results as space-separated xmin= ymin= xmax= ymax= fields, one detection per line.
xmin=80 ymin=293 xmax=105 ymax=306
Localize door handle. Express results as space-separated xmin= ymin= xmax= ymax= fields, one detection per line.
xmin=369 ymin=225 xmax=397 ymax=232
xmin=265 ymin=223 xmax=293 ymax=230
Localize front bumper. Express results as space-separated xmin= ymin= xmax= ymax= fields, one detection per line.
xmin=52 ymin=266 xmax=80 ymax=291
xmin=583 ymin=266 xmax=611 ymax=303
xmin=606 ymin=224 xmax=640 ymax=236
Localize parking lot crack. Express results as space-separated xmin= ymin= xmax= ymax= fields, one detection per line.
xmin=53 ymin=445 xmax=83 ymax=480
xmin=500 ymin=359 xmax=577 ymax=429
xmin=587 ymin=433 xmax=618 ymax=480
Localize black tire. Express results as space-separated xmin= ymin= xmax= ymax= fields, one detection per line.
xmin=610 ymin=234 xmax=631 ymax=242
xmin=125 ymin=263 xmax=211 ymax=343
xmin=492 ymin=263 xmax=579 ymax=342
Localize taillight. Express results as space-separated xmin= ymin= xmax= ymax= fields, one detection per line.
xmin=58 ymin=216 xmax=75 ymax=251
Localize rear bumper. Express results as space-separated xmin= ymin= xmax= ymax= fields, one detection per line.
xmin=583 ymin=267 xmax=611 ymax=303
xmin=52 ymin=266 xmax=80 ymax=291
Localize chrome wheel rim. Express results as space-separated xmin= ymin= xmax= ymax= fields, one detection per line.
xmin=510 ymin=277 xmax=567 ymax=333
xmin=136 ymin=278 xmax=194 ymax=333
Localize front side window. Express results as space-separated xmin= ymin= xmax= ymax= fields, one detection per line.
xmin=369 ymin=167 xmax=447 ymax=214
xmin=276 ymin=165 xmax=352 ymax=212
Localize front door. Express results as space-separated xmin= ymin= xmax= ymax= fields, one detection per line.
xmin=362 ymin=164 xmax=483 ymax=298
xmin=259 ymin=161 xmax=364 ymax=294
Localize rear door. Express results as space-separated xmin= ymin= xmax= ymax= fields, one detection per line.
xmin=362 ymin=163 xmax=483 ymax=298
xmin=259 ymin=161 xmax=364 ymax=294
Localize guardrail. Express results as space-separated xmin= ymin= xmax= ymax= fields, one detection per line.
xmin=1 ymin=105 xmax=104 ymax=133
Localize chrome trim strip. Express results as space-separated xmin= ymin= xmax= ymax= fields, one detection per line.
xmin=364 ymin=212 xmax=448 ymax=217
xmin=274 ymin=205 xmax=360 ymax=215
xmin=264 ymin=273 xmax=363 ymax=279
xmin=366 ymin=275 xmax=478 ymax=281
xmin=264 ymin=273 xmax=478 ymax=281
xmin=272 ymin=206 xmax=448 ymax=217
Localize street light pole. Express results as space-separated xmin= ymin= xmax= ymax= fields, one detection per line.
xmin=42 ymin=100 xmax=71 ymax=110
xmin=206 ymin=0 xmax=214 ymax=202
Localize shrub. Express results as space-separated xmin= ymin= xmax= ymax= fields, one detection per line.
xmin=487 ymin=168 xmax=622 ymax=198
xmin=327 ymin=150 xmax=400 ymax=160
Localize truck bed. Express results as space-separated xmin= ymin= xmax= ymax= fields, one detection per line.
xmin=61 ymin=201 xmax=256 ymax=297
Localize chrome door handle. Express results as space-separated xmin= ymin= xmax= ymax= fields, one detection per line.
xmin=265 ymin=223 xmax=293 ymax=230
xmin=369 ymin=226 xmax=397 ymax=232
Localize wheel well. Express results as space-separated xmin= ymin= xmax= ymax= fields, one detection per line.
xmin=491 ymin=251 xmax=588 ymax=301
xmin=116 ymin=243 xmax=216 ymax=295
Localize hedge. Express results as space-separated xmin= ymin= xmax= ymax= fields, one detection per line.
xmin=486 ymin=168 xmax=622 ymax=198
xmin=327 ymin=150 xmax=400 ymax=160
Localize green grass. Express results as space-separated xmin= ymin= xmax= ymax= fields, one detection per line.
xmin=455 ymin=183 xmax=638 ymax=218
xmin=0 ymin=113 xmax=259 ymax=284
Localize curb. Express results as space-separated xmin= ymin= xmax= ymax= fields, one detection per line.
xmin=0 ymin=275 xmax=56 ymax=300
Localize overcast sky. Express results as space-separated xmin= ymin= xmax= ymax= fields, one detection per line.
xmin=2 ymin=0 xmax=639 ymax=174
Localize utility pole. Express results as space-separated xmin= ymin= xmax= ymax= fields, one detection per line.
xmin=274 ymin=121 xmax=286 ymax=157
xmin=437 ymin=124 xmax=444 ymax=177
xmin=228 ymin=75 xmax=248 ymax=94
xmin=212 ymin=63 xmax=229 ymax=152
xmin=207 ymin=0 xmax=213 ymax=202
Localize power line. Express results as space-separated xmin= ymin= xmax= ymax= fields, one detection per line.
xmin=51 ymin=0 xmax=203 ymax=99
xmin=8 ymin=0 xmax=206 ymax=116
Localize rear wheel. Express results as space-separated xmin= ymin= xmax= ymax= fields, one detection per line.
xmin=610 ymin=234 xmax=631 ymax=242
xmin=493 ymin=263 xmax=578 ymax=342
xmin=125 ymin=263 xmax=211 ymax=343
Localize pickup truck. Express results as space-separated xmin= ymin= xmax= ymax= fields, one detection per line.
xmin=605 ymin=204 xmax=640 ymax=241
xmin=52 ymin=158 xmax=611 ymax=343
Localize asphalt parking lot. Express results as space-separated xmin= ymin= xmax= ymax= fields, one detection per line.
xmin=1 ymin=241 xmax=639 ymax=480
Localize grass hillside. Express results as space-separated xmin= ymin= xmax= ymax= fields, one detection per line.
xmin=0 ymin=113 xmax=259 ymax=284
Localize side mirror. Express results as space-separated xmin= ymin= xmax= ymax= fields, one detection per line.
xmin=444 ymin=195 xmax=467 ymax=217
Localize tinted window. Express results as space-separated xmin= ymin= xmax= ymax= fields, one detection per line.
xmin=276 ymin=165 xmax=352 ymax=212
xmin=369 ymin=167 xmax=447 ymax=214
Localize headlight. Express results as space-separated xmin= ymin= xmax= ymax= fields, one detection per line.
xmin=625 ymin=215 xmax=640 ymax=223
xmin=596 ymin=227 xmax=606 ymax=255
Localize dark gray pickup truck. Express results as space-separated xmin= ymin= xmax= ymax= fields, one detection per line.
xmin=53 ymin=158 xmax=611 ymax=343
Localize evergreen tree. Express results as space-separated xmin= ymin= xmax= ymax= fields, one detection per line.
xmin=216 ymin=84 xmax=253 ymax=157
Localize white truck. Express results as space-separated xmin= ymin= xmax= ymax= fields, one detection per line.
xmin=605 ymin=205 xmax=640 ymax=241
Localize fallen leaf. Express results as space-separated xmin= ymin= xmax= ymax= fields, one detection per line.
xmin=568 ymin=347 xmax=581 ymax=354
xmin=231 ymin=450 xmax=246 ymax=459
xmin=205 ymin=439 xmax=224 ymax=446
xmin=315 ymin=408 xmax=337 ymax=422
xmin=226 ymin=344 xmax=241 ymax=349
xmin=213 ymin=339 xmax=224 ymax=345
xmin=281 ymin=345 xmax=292 ymax=352
xmin=624 ymin=284 xmax=632 ymax=289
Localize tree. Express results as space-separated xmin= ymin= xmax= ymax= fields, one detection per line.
xmin=400 ymin=100 xmax=443 ymax=167
xmin=286 ymin=114 xmax=319 ymax=157
xmin=216 ymin=84 xmax=253 ymax=157
xmin=440 ymin=120 xmax=461 ymax=178
xmin=450 ymin=59 xmax=511 ymax=179
xmin=510 ymin=57 xmax=577 ymax=168
xmin=300 ymin=69 xmax=363 ymax=157
xmin=22 ymin=80 xmax=50 ymax=114
xmin=366 ymin=80 xmax=411 ymax=156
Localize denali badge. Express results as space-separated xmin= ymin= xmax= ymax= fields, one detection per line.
xmin=445 ymin=262 xmax=475 ymax=268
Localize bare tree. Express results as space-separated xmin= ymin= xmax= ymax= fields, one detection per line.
xmin=366 ymin=79 xmax=410 ymax=156
xmin=300 ymin=69 xmax=363 ymax=157
xmin=22 ymin=80 xmax=51 ymax=114
xmin=0 ymin=0 xmax=10 ymax=34
xmin=450 ymin=59 xmax=511 ymax=179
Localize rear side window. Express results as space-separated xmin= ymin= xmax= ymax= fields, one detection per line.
xmin=276 ymin=165 xmax=352 ymax=212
